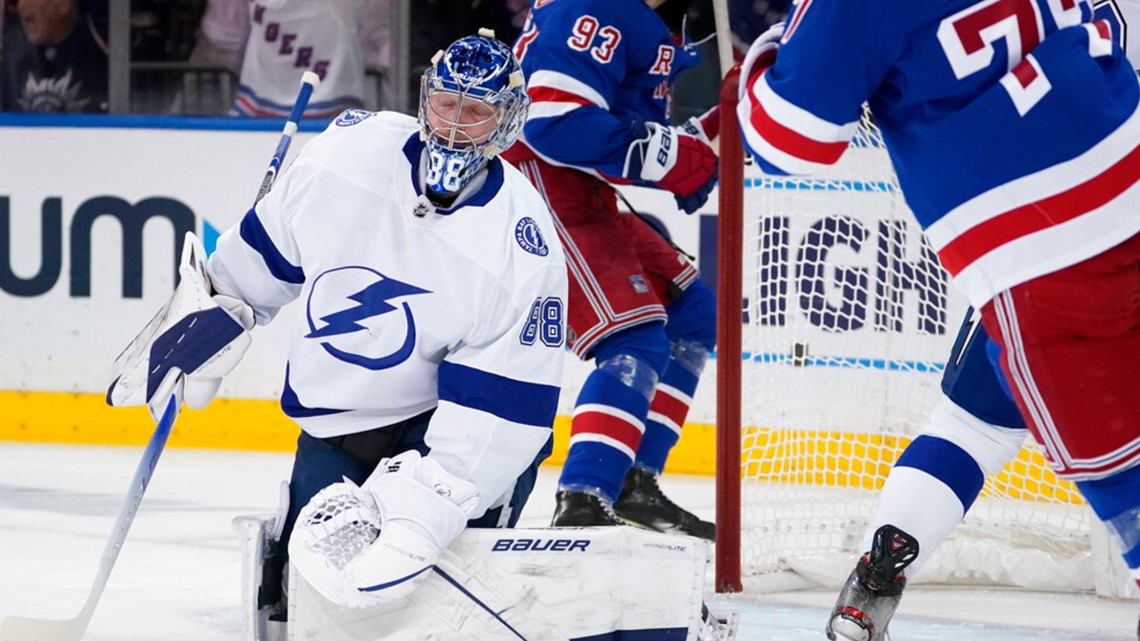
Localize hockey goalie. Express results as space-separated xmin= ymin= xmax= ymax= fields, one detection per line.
xmin=235 ymin=473 xmax=737 ymax=641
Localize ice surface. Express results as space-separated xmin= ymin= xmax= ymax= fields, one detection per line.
xmin=0 ymin=443 xmax=1133 ymax=640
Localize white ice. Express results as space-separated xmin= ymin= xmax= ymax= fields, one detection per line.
xmin=0 ymin=442 xmax=1135 ymax=640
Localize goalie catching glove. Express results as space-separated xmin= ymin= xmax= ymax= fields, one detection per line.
xmin=289 ymin=450 xmax=482 ymax=608
xmin=106 ymin=232 xmax=254 ymax=421
xmin=622 ymin=110 xmax=719 ymax=214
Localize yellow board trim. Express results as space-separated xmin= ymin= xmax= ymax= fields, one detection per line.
xmin=0 ymin=391 xmax=1082 ymax=506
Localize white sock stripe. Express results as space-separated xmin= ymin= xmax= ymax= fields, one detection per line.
xmin=654 ymin=383 xmax=693 ymax=406
xmin=572 ymin=403 xmax=646 ymax=432
xmin=568 ymin=433 xmax=636 ymax=460
xmin=646 ymin=411 xmax=682 ymax=435
xmin=992 ymin=293 xmax=1055 ymax=457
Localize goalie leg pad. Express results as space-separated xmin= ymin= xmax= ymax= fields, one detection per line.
xmin=289 ymin=526 xmax=733 ymax=641
xmin=233 ymin=481 xmax=290 ymax=641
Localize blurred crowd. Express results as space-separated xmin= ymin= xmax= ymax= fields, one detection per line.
xmin=0 ymin=0 xmax=787 ymax=118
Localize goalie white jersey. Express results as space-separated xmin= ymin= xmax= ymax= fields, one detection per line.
xmin=206 ymin=110 xmax=567 ymax=514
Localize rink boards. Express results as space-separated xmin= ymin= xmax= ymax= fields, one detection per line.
xmin=0 ymin=115 xmax=718 ymax=474
xmin=0 ymin=114 xmax=958 ymax=480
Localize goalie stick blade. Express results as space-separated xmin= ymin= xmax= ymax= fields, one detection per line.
xmin=0 ymin=614 xmax=87 ymax=641
xmin=0 ymin=397 xmax=180 ymax=641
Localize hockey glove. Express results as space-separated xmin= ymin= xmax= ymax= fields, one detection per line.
xmin=739 ymin=22 xmax=785 ymax=101
xmin=678 ymin=106 xmax=720 ymax=148
xmin=107 ymin=232 xmax=254 ymax=421
xmin=623 ymin=120 xmax=718 ymax=214
xmin=288 ymin=479 xmax=384 ymax=609
xmin=346 ymin=450 xmax=481 ymax=604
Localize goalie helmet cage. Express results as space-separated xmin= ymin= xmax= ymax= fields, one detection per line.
xmin=714 ymin=68 xmax=1097 ymax=595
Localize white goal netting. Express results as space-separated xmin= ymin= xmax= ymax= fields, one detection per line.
xmin=728 ymin=110 xmax=1096 ymax=593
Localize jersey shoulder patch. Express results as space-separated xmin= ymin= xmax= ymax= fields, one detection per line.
xmin=335 ymin=109 xmax=375 ymax=127
xmin=514 ymin=217 xmax=550 ymax=256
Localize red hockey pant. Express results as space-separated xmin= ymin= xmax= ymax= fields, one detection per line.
xmin=980 ymin=232 xmax=1140 ymax=480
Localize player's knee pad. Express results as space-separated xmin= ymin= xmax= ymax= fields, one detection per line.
xmin=668 ymin=338 xmax=710 ymax=378
xmin=922 ymin=395 xmax=1027 ymax=477
xmin=664 ymin=279 xmax=716 ymax=350
xmin=592 ymin=352 xmax=661 ymax=402
xmin=591 ymin=323 xmax=670 ymax=399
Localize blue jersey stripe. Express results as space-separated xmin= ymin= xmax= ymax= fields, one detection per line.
xmin=238 ymin=209 xmax=305 ymax=284
xmin=280 ymin=366 xmax=345 ymax=418
xmin=437 ymin=361 xmax=558 ymax=428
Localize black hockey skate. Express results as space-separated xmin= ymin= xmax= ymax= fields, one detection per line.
xmin=613 ymin=466 xmax=715 ymax=541
xmin=551 ymin=490 xmax=626 ymax=527
xmin=826 ymin=524 xmax=919 ymax=641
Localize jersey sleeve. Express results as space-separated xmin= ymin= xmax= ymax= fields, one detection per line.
xmin=206 ymin=163 xmax=310 ymax=325
xmin=423 ymin=252 xmax=568 ymax=517
xmin=739 ymin=0 xmax=901 ymax=175
xmin=518 ymin=6 xmax=639 ymax=176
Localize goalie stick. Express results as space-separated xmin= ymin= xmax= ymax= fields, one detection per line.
xmin=0 ymin=397 xmax=179 ymax=641
xmin=256 ymin=71 xmax=321 ymax=204
xmin=0 ymin=71 xmax=321 ymax=641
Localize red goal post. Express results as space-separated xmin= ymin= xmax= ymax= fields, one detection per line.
xmin=712 ymin=67 xmax=1120 ymax=596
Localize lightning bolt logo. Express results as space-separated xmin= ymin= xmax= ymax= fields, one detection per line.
xmin=305 ymin=268 xmax=431 ymax=371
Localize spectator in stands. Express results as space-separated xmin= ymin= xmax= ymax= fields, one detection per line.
xmin=729 ymin=0 xmax=790 ymax=56
xmin=409 ymin=0 xmax=530 ymax=91
xmin=188 ymin=0 xmax=389 ymax=118
xmin=0 ymin=0 xmax=108 ymax=113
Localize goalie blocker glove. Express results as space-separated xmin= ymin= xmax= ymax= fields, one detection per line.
xmin=107 ymin=232 xmax=254 ymax=421
xmin=622 ymin=115 xmax=718 ymax=215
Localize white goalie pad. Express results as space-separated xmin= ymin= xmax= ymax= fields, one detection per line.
xmin=288 ymin=526 xmax=734 ymax=641
xmin=233 ymin=482 xmax=291 ymax=641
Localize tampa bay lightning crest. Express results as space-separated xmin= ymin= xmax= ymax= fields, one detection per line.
xmin=305 ymin=266 xmax=431 ymax=370
xmin=335 ymin=109 xmax=374 ymax=127
xmin=514 ymin=217 xmax=549 ymax=256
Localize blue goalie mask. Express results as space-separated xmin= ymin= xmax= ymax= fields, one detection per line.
xmin=418 ymin=30 xmax=530 ymax=197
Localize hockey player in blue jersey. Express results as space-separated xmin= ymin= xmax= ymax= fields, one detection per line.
xmin=106 ymin=32 xmax=569 ymax=615
xmin=735 ymin=0 xmax=1140 ymax=639
xmin=501 ymin=0 xmax=720 ymax=540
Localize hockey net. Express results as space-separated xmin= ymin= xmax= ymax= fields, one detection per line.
xmin=714 ymin=69 xmax=1100 ymax=595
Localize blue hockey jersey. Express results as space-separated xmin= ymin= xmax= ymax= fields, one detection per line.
xmin=739 ymin=0 xmax=1140 ymax=308
xmin=511 ymin=0 xmax=699 ymax=179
